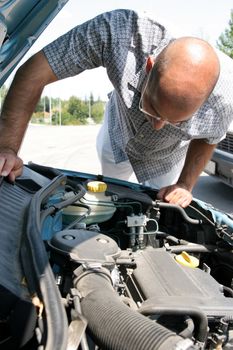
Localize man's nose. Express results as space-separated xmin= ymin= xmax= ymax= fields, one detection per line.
xmin=151 ymin=118 xmax=167 ymax=130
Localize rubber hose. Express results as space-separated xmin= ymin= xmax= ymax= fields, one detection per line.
xmin=74 ymin=268 xmax=194 ymax=350
xmin=138 ymin=305 xmax=208 ymax=343
xmin=161 ymin=244 xmax=216 ymax=254
xmin=179 ymin=317 xmax=195 ymax=339
xmin=155 ymin=202 xmax=201 ymax=225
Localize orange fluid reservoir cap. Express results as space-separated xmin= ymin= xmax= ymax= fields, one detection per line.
xmin=87 ymin=181 xmax=107 ymax=193
xmin=175 ymin=251 xmax=199 ymax=268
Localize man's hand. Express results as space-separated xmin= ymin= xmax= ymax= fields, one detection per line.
xmin=157 ymin=183 xmax=193 ymax=208
xmin=156 ymin=140 xmax=216 ymax=208
xmin=0 ymin=51 xmax=58 ymax=184
xmin=0 ymin=149 xmax=23 ymax=182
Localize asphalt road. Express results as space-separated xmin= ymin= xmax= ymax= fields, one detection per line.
xmin=19 ymin=124 xmax=233 ymax=215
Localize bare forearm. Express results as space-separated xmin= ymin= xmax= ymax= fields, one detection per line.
xmin=0 ymin=72 xmax=44 ymax=153
xmin=178 ymin=139 xmax=216 ymax=190
xmin=0 ymin=51 xmax=57 ymax=153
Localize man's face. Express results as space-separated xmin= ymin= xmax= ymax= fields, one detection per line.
xmin=139 ymin=70 xmax=192 ymax=130
xmin=139 ymin=76 xmax=170 ymax=130
xmin=139 ymin=57 xmax=196 ymax=130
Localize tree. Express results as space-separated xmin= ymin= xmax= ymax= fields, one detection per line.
xmin=89 ymin=92 xmax=94 ymax=106
xmin=31 ymin=94 xmax=105 ymax=125
xmin=34 ymin=98 xmax=44 ymax=113
xmin=217 ymin=10 xmax=233 ymax=59
xmin=66 ymin=96 xmax=89 ymax=124
xmin=91 ymin=101 xmax=105 ymax=124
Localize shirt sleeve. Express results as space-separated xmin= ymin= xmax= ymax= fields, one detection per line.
xmin=203 ymin=100 xmax=233 ymax=145
xmin=42 ymin=10 xmax=135 ymax=80
xmin=201 ymin=54 xmax=233 ymax=146
xmin=203 ymin=106 xmax=233 ymax=145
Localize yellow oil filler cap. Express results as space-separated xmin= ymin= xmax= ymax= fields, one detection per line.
xmin=175 ymin=251 xmax=199 ymax=268
xmin=87 ymin=181 xmax=107 ymax=193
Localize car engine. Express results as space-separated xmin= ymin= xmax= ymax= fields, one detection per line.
xmin=0 ymin=163 xmax=233 ymax=350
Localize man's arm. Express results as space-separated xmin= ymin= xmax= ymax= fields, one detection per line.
xmin=0 ymin=51 xmax=57 ymax=181
xmin=157 ymin=139 xmax=216 ymax=207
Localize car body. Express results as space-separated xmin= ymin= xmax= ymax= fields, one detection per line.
xmin=1 ymin=163 xmax=233 ymax=350
xmin=1 ymin=2 xmax=233 ymax=350
xmin=0 ymin=0 xmax=69 ymax=85
xmin=205 ymin=121 xmax=233 ymax=187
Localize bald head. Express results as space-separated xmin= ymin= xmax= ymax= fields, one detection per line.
xmin=146 ymin=37 xmax=220 ymax=123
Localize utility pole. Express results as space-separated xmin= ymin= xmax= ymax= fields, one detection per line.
xmin=89 ymin=97 xmax=91 ymax=119
xmin=49 ymin=96 xmax=52 ymax=124
xmin=43 ymin=96 xmax=46 ymax=119
xmin=59 ymin=98 xmax=62 ymax=126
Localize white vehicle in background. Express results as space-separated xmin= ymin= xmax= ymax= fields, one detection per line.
xmin=205 ymin=121 xmax=233 ymax=187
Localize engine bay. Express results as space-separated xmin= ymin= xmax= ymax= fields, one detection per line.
xmin=0 ymin=163 xmax=233 ymax=350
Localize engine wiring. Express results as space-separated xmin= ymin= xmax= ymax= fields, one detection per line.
xmin=188 ymin=204 xmax=233 ymax=243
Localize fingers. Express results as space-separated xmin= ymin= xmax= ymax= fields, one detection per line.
xmin=0 ymin=151 xmax=23 ymax=182
xmin=157 ymin=187 xmax=166 ymax=200
xmin=8 ymin=162 xmax=23 ymax=182
xmin=157 ymin=185 xmax=193 ymax=208
xmin=165 ymin=188 xmax=192 ymax=208
xmin=0 ymin=152 xmax=17 ymax=176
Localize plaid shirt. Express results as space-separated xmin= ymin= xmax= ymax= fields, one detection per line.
xmin=43 ymin=9 xmax=233 ymax=182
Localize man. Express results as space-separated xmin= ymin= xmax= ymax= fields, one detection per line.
xmin=0 ymin=9 xmax=232 ymax=207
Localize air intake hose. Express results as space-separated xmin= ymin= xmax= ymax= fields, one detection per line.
xmin=74 ymin=266 xmax=196 ymax=350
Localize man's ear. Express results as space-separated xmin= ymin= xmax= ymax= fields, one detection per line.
xmin=146 ymin=56 xmax=155 ymax=73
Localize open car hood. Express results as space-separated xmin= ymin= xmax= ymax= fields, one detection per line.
xmin=0 ymin=0 xmax=69 ymax=86
xmin=1 ymin=163 xmax=233 ymax=349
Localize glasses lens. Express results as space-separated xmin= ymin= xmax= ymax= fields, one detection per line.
xmin=139 ymin=96 xmax=162 ymax=122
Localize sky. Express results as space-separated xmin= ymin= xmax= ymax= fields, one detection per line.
xmin=6 ymin=0 xmax=233 ymax=101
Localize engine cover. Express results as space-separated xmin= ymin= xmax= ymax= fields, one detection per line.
xmin=130 ymin=249 xmax=233 ymax=317
xmin=51 ymin=229 xmax=121 ymax=263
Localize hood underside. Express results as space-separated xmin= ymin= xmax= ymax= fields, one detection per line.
xmin=0 ymin=0 xmax=69 ymax=86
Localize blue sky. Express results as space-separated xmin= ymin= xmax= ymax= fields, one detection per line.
xmin=9 ymin=0 xmax=233 ymax=100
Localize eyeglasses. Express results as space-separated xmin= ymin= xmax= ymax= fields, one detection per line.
xmin=139 ymin=93 xmax=168 ymax=125
xmin=138 ymin=70 xmax=169 ymax=124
